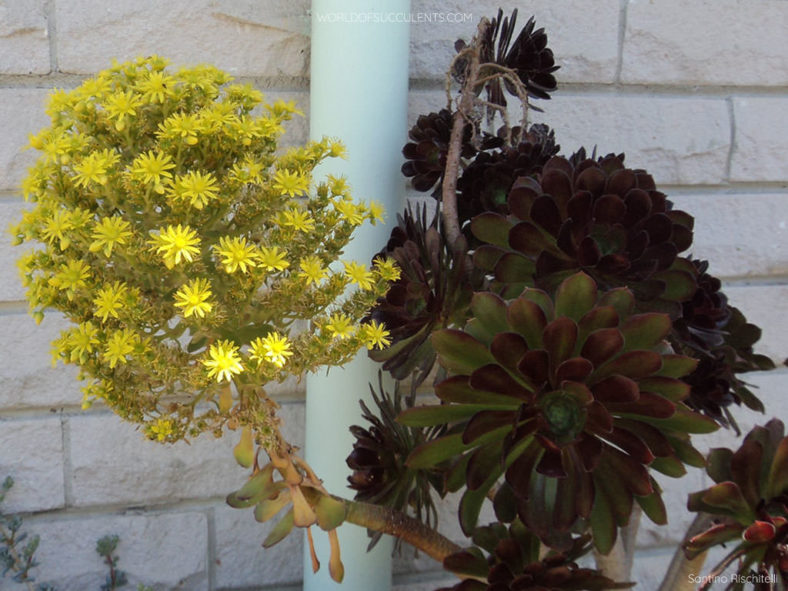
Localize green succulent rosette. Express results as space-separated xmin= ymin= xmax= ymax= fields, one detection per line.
xmin=398 ymin=272 xmax=718 ymax=552
xmin=685 ymin=419 xmax=788 ymax=589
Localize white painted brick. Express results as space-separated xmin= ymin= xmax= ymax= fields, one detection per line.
xmin=725 ymin=284 xmax=788 ymax=364
xmin=0 ymin=0 xmax=50 ymax=75
xmin=0 ymin=200 xmax=28 ymax=301
xmin=671 ymin=193 xmax=788 ymax=279
xmin=408 ymin=90 xmax=730 ymax=185
xmin=0 ymin=88 xmax=50 ymax=192
xmin=24 ymin=510 xmax=208 ymax=591
xmin=730 ymin=98 xmax=788 ymax=182
xmin=55 ymin=0 xmax=309 ymax=77
xmin=621 ymin=0 xmax=788 ymax=86
xmin=531 ymin=95 xmax=730 ymax=186
xmin=69 ymin=402 xmax=303 ymax=507
xmin=214 ymin=502 xmax=302 ymax=588
xmin=0 ymin=312 xmax=81 ymax=409
xmin=409 ymin=0 xmax=620 ymax=83
xmin=0 ymin=416 xmax=64 ymax=512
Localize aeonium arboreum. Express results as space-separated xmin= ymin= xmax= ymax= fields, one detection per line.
xmin=685 ymin=419 xmax=788 ymax=589
xmin=11 ymin=55 xmax=396 ymax=453
xmin=397 ymin=272 xmax=718 ymax=552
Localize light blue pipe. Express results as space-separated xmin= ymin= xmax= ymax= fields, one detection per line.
xmin=305 ymin=1 xmax=410 ymax=590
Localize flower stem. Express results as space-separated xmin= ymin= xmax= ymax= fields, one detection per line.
xmin=440 ymin=18 xmax=490 ymax=252
xmin=301 ymin=488 xmax=462 ymax=564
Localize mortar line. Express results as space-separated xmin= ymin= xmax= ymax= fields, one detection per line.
xmin=207 ymin=506 xmax=217 ymax=591
xmin=45 ymin=0 xmax=58 ymax=73
xmin=60 ymin=412 xmax=74 ymax=508
xmin=725 ymin=96 xmax=736 ymax=182
xmin=614 ymin=0 xmax=628 ymax=83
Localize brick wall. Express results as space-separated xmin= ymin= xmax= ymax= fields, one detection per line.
xmin=0 ymin=1 xmax=786 ymax=590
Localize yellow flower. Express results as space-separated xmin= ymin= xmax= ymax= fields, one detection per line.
xmin=158 ymin=112 xmax=202 ymax=145
xmin=325 ymin=313 xmax=355 ymax=339
xmin=280 ymin=208 xmax=315 ymax=232
xmin=93 ymin=281 xmax=129 ymax=321
xmin=374 ymin=257 xmax=401 ymax=282
xmin=103 ymin=328 xmax=138 ymax=368
xmin=90 ymin=216 xmax=133 ymax=257
xmin=149 ymin=224 xmax=201 ymax=268
xmin=103 ymin=90 xmax=142 ymax=131
xmin=67 ymin=322 xmax=100 ymax=363
xmin=257 ymin=246 xmax=290 ymax=272
xmin=130 ymin=151 xmax=175 ymax=193
xmin=229 ymin=156 xmax=264 ymax=184
xmin=327 ymin=175 xmax=350 ymax=196
xmin=367 ymin=201 xmax=385 ymax=224
xmin=328 ymin=140 xmax=347 ymax=159
xmin=298 ymin=255 xmax=327 ymax=285
xmin=344 ymin=261 xmax=374 ymax=290
xmin=273 ymin=169 xmax=309 ymax=197
xmin=334 ymin=199 xmax=365 ymax=225
xmin=41 ymin=209 xmax=74 ymax=250
xmin=249 ymin=332 xmax=293 ymax=368
xmin=136 ymin=71 xmax=175 ymax=104
xmin=215 ymin=235 xmax=257 ymax=274
xmin=173 ymin=277 xmax=213 ymax=318
xmin=202 ymin=340 xmax=243 ymax=382
xmin=199 ymin=103 xmax=237 ymax=131
xmin=360 ymin=321 xmax=391 ymax=350
xmin=171 ymin=170 xmax=219 ymax=209
xmin=146 ymin=418 xmax=175 ymax=442
xmin=72 ymin=150 xmax=117 ymax=187
xmin=267 ymin=99 xmax=303 ymax=118
xmin=49 ymin=259 xmax=91 ymax=300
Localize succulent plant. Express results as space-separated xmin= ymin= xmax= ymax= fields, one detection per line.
xmin=456 ymin=124 xmax=559 ymax=227
xmin=685 ymin=419 xmax=788 ymax=589
xmin=472 ymin=153 xmax=697 ymax=309
xmin=367 ymin=205 xmax=485 ymax=387
xmin=457 ymin=9 xmax=559 ymax=108
xmin=437 ymin=522 xmax=631 ymax=591
xmin=346 ymin=376 xmax=444 ymax=548
xmin=671 ymin=259 xmax=774 ymax=431
xmin=401 ymin=109 xmax=480 ymax=195
xmin=399 ymin=272 xmax=718 ymax=552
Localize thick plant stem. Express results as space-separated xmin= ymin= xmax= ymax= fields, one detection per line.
xmin=302 ymin=488 xmax=462 ymax=564
xmin=657 ymin=513 xmax=713 ymax=591
xmin=593 ymin=505 xmax=642 ymax=583
xmin=441 ymin=18 xmax=490 ymax=251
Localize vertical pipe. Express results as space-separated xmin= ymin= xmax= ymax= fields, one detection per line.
xmin=305 ymin=1 xmax=410 ymax=590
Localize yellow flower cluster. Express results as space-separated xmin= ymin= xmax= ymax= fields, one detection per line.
xmin=11 ymin=56 xmax=396 ymax=446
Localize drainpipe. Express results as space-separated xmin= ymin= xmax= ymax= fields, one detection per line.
xmin=305 ymin=1 xmax=410 ymax=590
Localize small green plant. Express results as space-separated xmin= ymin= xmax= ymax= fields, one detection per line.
xmin=0 ymin=477 xmax=52 ymax=590
xmin=2 ymin=476 xmax=154 ymax=590
xmin=96 ymin=535 xmax=127 ymax=591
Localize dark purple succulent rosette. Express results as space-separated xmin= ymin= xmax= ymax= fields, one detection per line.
xmin=685 ymin=419 xmax=788 ymax=589
xmin=367 ymin=206 xmax=485 ymax=386
xmin=471 ymin=154 xmax=697 ymax=312
xmin=461 ymin=9 xmax=559 ymax=109
xmin=672 ymin=259 xmax=774 ymax=431
xmin=402 ymin=109 xmax=473 ymax=195
xmin=398 ymin=272 xmax=717 ymax=553
xmin=456 ymin=124 xmax=559 ymax=228
xmin=437 ymin=525 xmax=631 ymax=591
xmin=346 ymin=377 xmax=443 ymax=549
